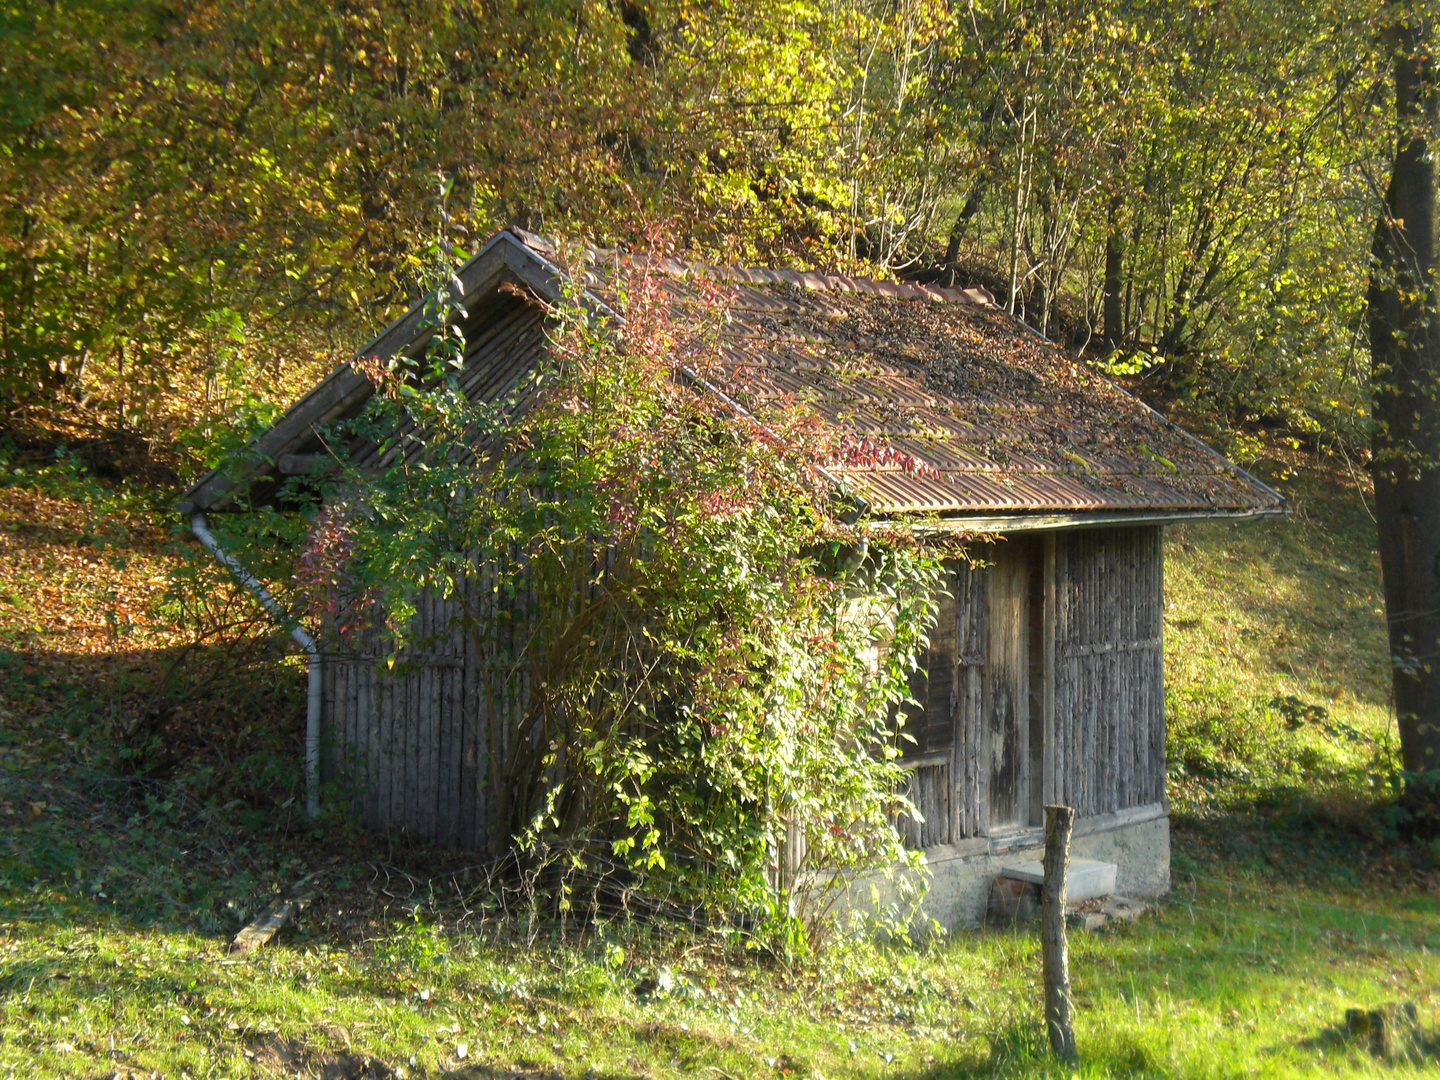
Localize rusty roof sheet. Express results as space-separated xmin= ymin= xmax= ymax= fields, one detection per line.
xmin=182 ymin=227 xmax=1282 ymax=521
xmin=575 ymin=250 xmax=1281 ymax=518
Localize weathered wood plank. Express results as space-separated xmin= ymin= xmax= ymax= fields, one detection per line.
xmin=392 ymin=653 xmax=407 ymax=835
xmin=372 ymin=662 xmax=389 ymax=830
xmin=1041 ymin=534 xmax=1057 ymax=809
xmin=952 ymin=555 xmax=989 ymax=839
xmin=1053 ymin=537 xmax=1068 ymax=809
xmin=333 ymin=656 xmax=347 ymax=790
xmin=361 ymin=311 xmax=547 ymax=472
xmin=438 ymin=597 xmax=458 ymax=849
xmin=319 ymin=653 xmax=336 ymax=784
xmin=417 ymin=595 xmax=435 ymax=841
xmin=341 ymin=656 xmax=355 ymax=781
xmin=986 ymin=542 xmax=1029 ymax=831
xmin=411 ymin=662 xmax=425 ymax=838
xmin=1113 ymin=651 xmax=1125 ymax=807
xmin=1050 ymin=526 xmax=1167 ymax=819
xmin=432 ymin=595 xmax=450 ymax=840
xmin=360 ymin=658 xmax=378 ymax=827
xmin=231 ymin=880 xmax=321 ymax=955
xmin=904 ymin=580 xmax=958 ymax=763
xmin=899 ymin=763 xmax=952 ymax=849
xmin=454 ymin=304 xmax=545 ymax=395
xmin=346 ymin=656 xmax=359 ymax=786
xmin=457 ymin=579 xmax=476 ymax=851
xmin=191 ymin=243 xmax=514 ymax=512
xmin=429 ymin=591 xmax=444 ymax=840
xmin=391 ymin=657 xmax=406 ymax=832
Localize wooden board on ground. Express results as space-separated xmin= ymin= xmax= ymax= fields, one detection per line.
xmin=230 ymin=880 xmax=321 ymax=955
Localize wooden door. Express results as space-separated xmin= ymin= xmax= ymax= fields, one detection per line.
xmin=898 ymin=556 xmax=989 ymax=847
xmin=985 ymin=539 xmax=1032 ymax=831
xmin=898 ymin=540 xmax=1047 ymax=846
xmin=898 ymin=562 xmax=960 ymax=849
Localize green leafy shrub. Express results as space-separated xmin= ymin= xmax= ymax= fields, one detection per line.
xmin=273 ymin=235 xmax=942 ymax=949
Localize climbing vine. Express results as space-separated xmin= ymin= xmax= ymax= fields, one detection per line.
xmin=297 ymin=234 xmax=944 ymax=947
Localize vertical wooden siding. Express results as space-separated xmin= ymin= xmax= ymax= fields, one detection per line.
xmin=898 ymin=558 xmax=960 ymax=850
xmin=1053 ymin=526 xmax=1164 ymax=816
xmin=953 ymin=557 xmax=988 ymax=839
xmin=985 ymin=542 xmax=1031 ymax=831
xmin=318 ymin=300 xmax=548 ymax=852
xmin=900 ymin=552 xmax=992 ymax=846
xmin=323 ymin=524 xmax=1166 ymax=853
xmin=900 ymin=527 xmax=1165 ymax=851
xmin=323 ymin=565 xmax=536 ymax=852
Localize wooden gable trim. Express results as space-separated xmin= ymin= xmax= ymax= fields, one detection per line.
xmin=179 ymin=233 xmax=574 ymax=514
xmin=180 ymin=230 xmax=627 ymax=514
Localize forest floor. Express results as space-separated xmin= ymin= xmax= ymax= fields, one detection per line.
xmin=1 ymin=447 xmax=1439 ymax=1080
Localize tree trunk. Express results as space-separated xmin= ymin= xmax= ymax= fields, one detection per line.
xmin=1371 ymin=13 xmax=1440 ymax=800
xmin=1103 ymin=192 xmax=1125 ymax=349
xmin=944 ymin=180 xmax=986 ymax=268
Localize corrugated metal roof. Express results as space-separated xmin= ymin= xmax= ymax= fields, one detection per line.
xmin=577 ymin=252 xmax=1282 ymax=518
xmin=181 ymin=227 xmax=1283 ymax=521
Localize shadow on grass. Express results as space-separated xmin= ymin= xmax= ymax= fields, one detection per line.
xmin=0 ymin=635 xmax=337 ymax=939
xmin=851 ymin=1020 xmax=1174 ymax=1080
xmin=1172 ymin=792 xmax=1440 ymax=892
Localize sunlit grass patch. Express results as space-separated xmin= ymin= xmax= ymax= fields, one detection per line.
xmin=2 ymin=859 xmax=1438 ymax=1078
xmin=1164 ymin=460 xmax=1398 ymax=819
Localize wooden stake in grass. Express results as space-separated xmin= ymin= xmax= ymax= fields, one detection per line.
xmin=1042 ymin=804 xmax=1077 ymax=1061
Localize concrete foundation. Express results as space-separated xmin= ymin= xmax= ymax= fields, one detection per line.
xmin=916 ymin=802 xmax=1169 ymax=930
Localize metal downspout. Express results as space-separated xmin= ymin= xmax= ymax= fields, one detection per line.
xmin=189 ymin=512 xmax=320 ymax=819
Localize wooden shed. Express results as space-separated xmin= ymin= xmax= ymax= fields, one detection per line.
xmin=180 ymin=228 xmax=1284 ymax=923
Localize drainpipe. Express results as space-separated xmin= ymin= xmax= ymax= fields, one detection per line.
xmin=189 ymin=512 xmax=320 ymax=819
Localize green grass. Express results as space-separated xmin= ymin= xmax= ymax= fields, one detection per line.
xmin=1164 ymin=458 xmax=1402 ymax=820
xmin=2 ymin=452 xmax=1439 ymax=1079
xmin=2 ymin=817 xmax=1437 ymax=1079
xmin=1166 ymin=463 xmax=1389 ymax=723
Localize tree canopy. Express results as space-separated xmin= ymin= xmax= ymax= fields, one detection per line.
xmin=0 ymin=0 xmax=1392 ymax=468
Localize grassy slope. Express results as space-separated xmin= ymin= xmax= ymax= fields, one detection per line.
xmin=1165 ymin=457 xmax=1398 ymax=820
xmin=1 ymin=458 xmax=1438 ymax=1080
xmin=1167 ymin=463 xmax=1390 ymax=734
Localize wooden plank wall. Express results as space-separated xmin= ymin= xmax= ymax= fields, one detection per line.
xmin=320 ymin=521 xmax=1165 ymax=853
xmin=1053 ymin=525 xmax=1164 ymax=816
xmin=900 ymin=555 xmax=988 ymax=847
xmin=953 ymin=558 xmax=988 ymax=840
xmin=900 ymin=560 xmax=959 ymax=849
xmin=317 ymin=302 xmax=549 ymax=852
xmin=899 ymin=527 xmax=1164 ymax=851
xmin=323 ymin=562 xmax=536 ymax=852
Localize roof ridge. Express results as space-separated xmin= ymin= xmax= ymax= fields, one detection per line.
xmin=499 ymin=228 xmax=998 ymax=310
xmin=695 ymin=262 xmax=997 ymax=309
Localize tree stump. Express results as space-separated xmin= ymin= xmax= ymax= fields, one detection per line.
xmin=1346 ymin=1002 xmax=1421 ymax=1061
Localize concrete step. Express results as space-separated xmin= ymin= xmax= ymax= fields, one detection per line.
xmin=987 ymin=877 xmax=1149 ymax=929
xmin=1100 ymin=895 xmax=1148 ymax=922
xmin=998 ymin=857 xmax=1117 ymax=901
xmin=1066 ymin=910 xmax=1108 ymax=932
